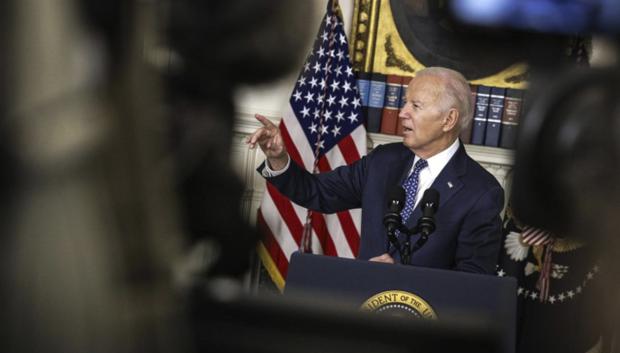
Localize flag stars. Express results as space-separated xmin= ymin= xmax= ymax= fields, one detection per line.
xmin=567 ymin=290 xmax=575 ymax=298
xmin=288 ymin=11 xmax=364 ymax=154
xmin=497 ymin=269 xmax=506 ymax=277
xmin=320 ymin=125 xmax=329 ymax=135
xmin=313 ymin=62 xmax=322 ymax=73
xmin=517 ymin=287 xmax=524 ymax=295
xmin=323 ymin=110 xmax=333 ymax=120
xmin=336 ymin=50 xmax=345 ymax=61
xmin=326 ymin=95 xmax=336 ymax=106
xmin=336 ymin=111 xmax=345 ymax=122
xmin=530 ymin=292 xmax=538 ymax=300
xmin=313 ymin=109 xmax=321 ymax=120
xmin=304 ymin=92 xmax=314 ymax=103
xmin=587 ymin=272 xmax=594 ymax=280
xmin=330 ymin=80 xmax=341 ymax=91
xmin=342 ymin=81 xmax=352 ymax=93
xmin=300 ymin=106 xmax=310 ymax=118
xmin=558 ymin=293 xmax=566 ymax=302
xmin=319 ymin=78 xmax=327 ymax=89
xmin=347 ymin=112 xmax=358 ymax=123
xmin=549 ymin=296 xmax=556 ymax=304
xmin=576 ymin=286 xmax=582 ymax=293
xmin=331 ymin=125 xmax=341 ymax=137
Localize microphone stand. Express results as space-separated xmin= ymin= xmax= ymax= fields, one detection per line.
xmin=396 ymin=221 xmax=434 ymax=265
xmin=398 ymin=225 xmax=418 ymax=266
xmin=386 ymin=227 xmax=403 ymax=261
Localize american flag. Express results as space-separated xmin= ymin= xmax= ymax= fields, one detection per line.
xmin=256 ymin=0 xmax=367 ymax=290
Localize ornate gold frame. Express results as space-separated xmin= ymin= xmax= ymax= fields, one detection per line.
xmin=350 ymin=0 xmax=528 ymax=88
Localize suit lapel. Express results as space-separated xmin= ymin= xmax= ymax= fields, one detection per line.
xmin=429 ymin=144 xmax=467 ymax=208
xmin=405 ymin=143 xmax=467 ymax=228
xmin=386 ymin=145 xmax=416 ymax=191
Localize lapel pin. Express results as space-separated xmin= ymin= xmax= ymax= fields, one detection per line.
xmin=447 ymin=181 xmax=453 ymax=188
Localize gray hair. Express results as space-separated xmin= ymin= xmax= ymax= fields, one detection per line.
xmin=415 ymin=67 xmax=473 ymax=131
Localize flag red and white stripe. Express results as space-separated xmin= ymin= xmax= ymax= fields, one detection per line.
xmin=256 ymin=1 xmax=366 ymax=290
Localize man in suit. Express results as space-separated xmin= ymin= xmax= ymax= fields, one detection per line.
xmin=247 ymin=67 xmax=504 ymax=274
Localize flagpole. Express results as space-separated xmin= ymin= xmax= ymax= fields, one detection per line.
xmin=301 ymin=0 xmax=341 ymax=253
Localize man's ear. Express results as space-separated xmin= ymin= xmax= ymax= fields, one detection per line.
xmin=442 ymin=108 xmax=459 ymax=132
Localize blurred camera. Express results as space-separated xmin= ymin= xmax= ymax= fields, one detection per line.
xmin=450 ymin=0 xmax=620 ymax=35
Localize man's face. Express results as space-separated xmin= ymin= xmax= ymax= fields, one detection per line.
xmin=398 ymin=75 xmax=448 ymax=154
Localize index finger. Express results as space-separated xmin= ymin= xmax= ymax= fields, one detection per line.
xmin=255 ymin=114 xmax=277 ymax=129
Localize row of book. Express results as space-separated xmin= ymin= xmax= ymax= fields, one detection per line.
xmin=356 ymin=73 xmax=525 ymax=149
xmin=467 ymin=85 xmax=524 ymax=149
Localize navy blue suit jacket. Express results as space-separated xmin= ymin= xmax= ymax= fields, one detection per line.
xmin=260 ymin=141 xmax=504 ymax=274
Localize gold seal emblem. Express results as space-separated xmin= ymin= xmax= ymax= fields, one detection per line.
xmin=361 ymin=290 xmax=437 ymax=319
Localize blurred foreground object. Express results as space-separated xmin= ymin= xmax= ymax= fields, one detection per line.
xmin=450 ymin=0 xmax=620 ymax=35
xmin=511 ymin=67 xmax=620 ymax=352
xmin=162 ymin=0 xmax=314 ymax=282
xmin=512 ymin=68 xmax=620 ymax=247
xmin=1 ymin=0 xmax=316 ymax=351
xmin=189 ymin=290 xmax=502 ymax=353
xmin=2 ymin=0 xmax=191 ymax=352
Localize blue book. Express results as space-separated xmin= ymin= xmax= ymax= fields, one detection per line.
xmin=470 ymin=85 xmax=491 ymax=145
xmin=366 ymin=73 xmax=386 ymax=133
xmin=484 ymin=87 xmax=506 ymax=147
xmin=356 ymin=72 xmax=371 ymax=127
xmin=356 ymin=72 xmax=371 ymax=107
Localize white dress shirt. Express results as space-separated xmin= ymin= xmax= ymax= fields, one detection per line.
xmin=261 ymin=155 xmax=291 ymax=177
xmin=409 ymin=138 xmax=460 ymax=209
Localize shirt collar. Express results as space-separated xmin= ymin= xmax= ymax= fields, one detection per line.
xmin=412 ymin=138 xmax=460 ymax=178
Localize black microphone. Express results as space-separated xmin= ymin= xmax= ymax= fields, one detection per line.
xmin=383 ymin=186 xmax=405 ymax=247
xmin=417 ymin=188 xmax=440 ymax=237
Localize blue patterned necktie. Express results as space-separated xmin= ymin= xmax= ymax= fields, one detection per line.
xmin=401 ymin=158 xmax=428 ymax=223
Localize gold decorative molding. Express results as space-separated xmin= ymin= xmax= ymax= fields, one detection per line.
xmin=384 ymin=34 xmax=414 ymax=73
xmin=351 ymin=0 xmax=529 ymax=88
xmin=351 ymin=0 xmax=376 ymax=72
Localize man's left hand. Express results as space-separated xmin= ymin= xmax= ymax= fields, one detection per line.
xmin=369 ymin=253 xmax=395 ymax=264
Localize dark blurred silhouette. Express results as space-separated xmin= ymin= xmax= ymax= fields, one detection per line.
xmin=162 ymin=0 xmax=313 ymax=279
xmin=446 ymin=2 xmax=620 ymax=350
xmin=511 ymin=67 xmax=620 ymax=352
xmin=0 ymin=0 xmax=312 ymax=352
